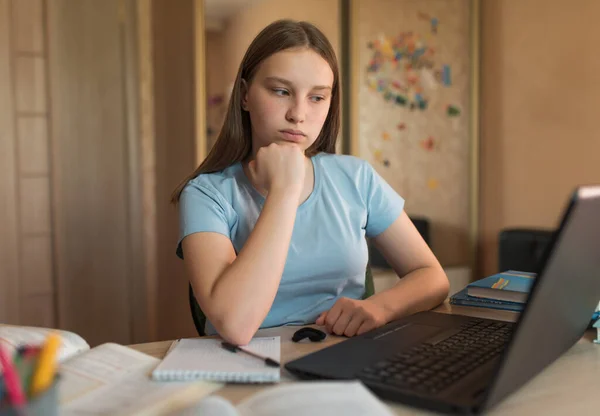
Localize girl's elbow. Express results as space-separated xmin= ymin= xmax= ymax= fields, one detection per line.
xmin=435 ymin=269 xmax=450 ymax=300
xmin=218 ymin=327 xmax=255 ymax=346
xmin=212 ymin=312 xmax=260 ymax=346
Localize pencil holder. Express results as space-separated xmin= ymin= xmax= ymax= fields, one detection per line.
xmin=0 ymin=376 xmax=59 ymax=416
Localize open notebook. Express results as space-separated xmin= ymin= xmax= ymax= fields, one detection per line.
xmin=174 ymin=381 xmax=395 ymax=416
xmin=0 ymin=325 xmax=221 ymax=415
xmin=151 ymin=337 xmax=280 ymax=383
xmin=0 ymin=324 xmax=90 ymax=362
xmin=59 ymin=343 xmax=221 ymax=416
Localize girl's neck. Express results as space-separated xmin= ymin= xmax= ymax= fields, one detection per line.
xmin=241 ymin=155 xmax=315 ymax=204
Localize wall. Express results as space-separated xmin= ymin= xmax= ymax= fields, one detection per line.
xmin=479 ymin=0 xmax=600 ymax=277
xmin=153 ymin=0 xmax=199 ymax=341
xmin=202 ymin=0 xmax=340 ymax=153
xmin=0 ymin=0 xmax=55 ymax=327
xmin=221 ymin=0 xmax=340 ymax=87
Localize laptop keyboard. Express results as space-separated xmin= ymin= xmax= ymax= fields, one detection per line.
xmin=357 ymin=319 xmax=514 ymax=395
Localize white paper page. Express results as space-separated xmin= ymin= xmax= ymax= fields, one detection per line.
xmin=62 ymin=365 xmax=221 ymax=416
xmin=152 ymin=337 xmax=280 ymax=382
xmin=0 ymin=325 xmax=90 ymax=362
xmin=59 ymin=343 xmax=158 ymax=404
xmin=237 ymin=381 xmax=395 ymax=416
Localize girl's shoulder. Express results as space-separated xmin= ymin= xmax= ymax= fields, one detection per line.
xmin=183 ymin=163 xmax=244 ymax=201
xmin=315 ymin=152 xmax=370 ymax=170
xmin=315 ymin=153 xmax=375 ymax=181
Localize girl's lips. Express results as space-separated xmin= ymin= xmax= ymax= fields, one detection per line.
xmin=279 ymin=130 xmax=305 ymax=142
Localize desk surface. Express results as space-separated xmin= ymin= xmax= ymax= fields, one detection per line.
xmin=129 ymin=302 xmax=600 ymax=414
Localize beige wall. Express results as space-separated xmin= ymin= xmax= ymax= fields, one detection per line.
xmin=220 ymin=0 xmax=340 ymax=88
xmin=203 ymin=0 xmax=340 ymax=151
xmin=479 ymin=0 xmax=600 ymax=276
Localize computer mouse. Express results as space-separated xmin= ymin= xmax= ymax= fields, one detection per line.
xmin=292 ymin=327 xmax=327 ymax=343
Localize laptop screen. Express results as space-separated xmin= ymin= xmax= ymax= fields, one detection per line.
xmin=483 ymin=186 xmax=600 ymax=410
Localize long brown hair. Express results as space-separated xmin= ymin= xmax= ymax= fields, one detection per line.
xmin=171 ymin=19 xmax=340 ymax=203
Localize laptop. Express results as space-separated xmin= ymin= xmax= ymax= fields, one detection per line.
xmin=286 ymin=185 xmax=600 ymax=414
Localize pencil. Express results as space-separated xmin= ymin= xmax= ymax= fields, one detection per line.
xmin=30 ymin=333 xmax=61 ymax=397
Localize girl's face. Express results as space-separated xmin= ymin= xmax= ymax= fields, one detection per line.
xmin=242 ymin=47 xmax=334 ymax=155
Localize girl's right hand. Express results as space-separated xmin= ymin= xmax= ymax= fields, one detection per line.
xmin=247 ymin=143 xmax=306 ymax=198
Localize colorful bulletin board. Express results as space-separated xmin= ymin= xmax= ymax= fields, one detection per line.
xmin=347 ymin=0 xmax=479 ymax=266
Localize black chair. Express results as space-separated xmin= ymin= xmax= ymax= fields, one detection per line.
xmin=498 ymin=228 xmax=555 ymax=273
xmin=369 ymin=216 xmax=430 ymax=269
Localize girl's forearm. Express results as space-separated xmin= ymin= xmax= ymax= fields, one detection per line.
xmin=209 ymin=190 xmax=299 ymax=345
xmin=368 ymin=266 xmax=450 ymax=323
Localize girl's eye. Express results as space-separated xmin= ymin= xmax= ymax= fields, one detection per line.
xmin=273 ymin=88 xmax=289 ymax=96
xmin=310 ymin=96 xmax=325 ymax=103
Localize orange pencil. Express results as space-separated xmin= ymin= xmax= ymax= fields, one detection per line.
xmin=29 ymin=333 xmax=61 ymax=396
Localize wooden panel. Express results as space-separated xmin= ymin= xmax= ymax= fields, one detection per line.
xmin=123 ymin=0 xmax=149 ymax=343
xmin=15 ymin=56 xmax=46 ymax=113
xmin=12 ymin=0 xmax=44 ymax=53
xmin=20 ymin=235 xmax=53 ymax=295
xmin=20 ymin=294 xmax=55 ymax=327
xmin=20 ymin=177 xmax=51 ymax=234
xmin=0 ymin=0 xmax=20 ymax=323
xmin=18 ymin=116 xmax=49 ymax=174
xmin=153 ymin=0 xmax=198 ymax=341
xmin=137 ymin=0 xmax=158 ymax=342
xmin=47 ymin=0 xmax=132 ymax=345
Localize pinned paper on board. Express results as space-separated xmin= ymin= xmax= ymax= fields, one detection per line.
xmin=420 ymin=136 xmax=436 ymax=152
xmin=364 ymin=11 xmax=460 ymax=131
xmin=427 ymin=178 xmax=439 ymax=190
xmin=421 ymin=69 xmax=438 ymax=90
xmin=442 ymin=65 xmax=452 ymax=86
xmin=418 ymin=11 xmax=440 ymax=34
xmin=447 ymin=104 xmax=461 ymax=117
xmin=365 ymin=27 xmax=446 ymax=112
xmin=355 ymin=0 xmax=473 ymax=266
xmin=373 ymin=149 xmax=383 ymax=162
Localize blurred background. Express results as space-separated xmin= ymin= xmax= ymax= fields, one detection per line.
xmin=0 ymin=0 xmax=598 ymax=347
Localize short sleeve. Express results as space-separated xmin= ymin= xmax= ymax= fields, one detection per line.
xmin=363 ymin=162 xmax=405 ymax=238
xmin=176 ymin=181 xmax=233 ymax=259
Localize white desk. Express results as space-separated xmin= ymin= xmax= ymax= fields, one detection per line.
xmin=130 ymin=302 xmax=600 ymax=414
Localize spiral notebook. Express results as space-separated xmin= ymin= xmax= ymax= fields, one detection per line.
xmin=151 ymin=336 xmax=280 ymax=383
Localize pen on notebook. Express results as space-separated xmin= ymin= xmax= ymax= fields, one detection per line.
xmin=0 ymin=344 xmax=26 ymax=409
xmin=221 ymin=341 xmax=280 ymax=367
xmin=30 ymin=333 xmax=61 ymax=397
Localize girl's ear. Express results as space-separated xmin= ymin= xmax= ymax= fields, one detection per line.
xmin=240 ymin=79 xmax=249 ymax=111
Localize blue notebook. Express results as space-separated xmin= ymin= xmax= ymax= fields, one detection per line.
xmin=449 ymin=270 xmax=536 ymax=312
xmin=449 ymin=287 xmax=525 ymax=312
xmin=466 ymin=271 xmax=536 ymax=303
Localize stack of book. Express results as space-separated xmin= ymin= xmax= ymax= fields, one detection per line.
xmin=450 ymin=270 xmax=536 ymax=312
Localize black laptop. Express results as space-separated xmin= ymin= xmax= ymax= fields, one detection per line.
xmin=286 ymin=185 xmax=600 ymax=414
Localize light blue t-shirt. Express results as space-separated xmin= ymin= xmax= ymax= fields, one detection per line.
xmin=178 ymin=153 xmax=404 ymax=334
